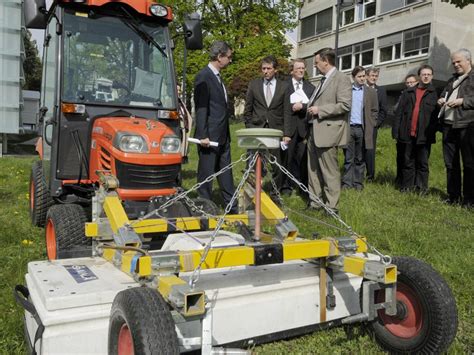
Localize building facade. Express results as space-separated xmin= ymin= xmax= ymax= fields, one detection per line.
xmin=297 ymin=0 xmax=474 ymax=113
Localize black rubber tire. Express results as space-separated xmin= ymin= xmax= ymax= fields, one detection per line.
xmin=29 ymin=160 xmax=53 ymax=227
xmin=191 ymin=197 xmax=220 ymax=216
xmin=45 ymin=204 xmax=91 ymax=260
xmin=370 ymin=256 xmax=458 ymax=354
xmin=108 ymin=287 xmax=179 ymax=355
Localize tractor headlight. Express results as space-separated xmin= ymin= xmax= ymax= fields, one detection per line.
xmin=150 ymin=4 xmax=168 ymax=17
xmin=161 ymin=136 xmax=181 ymax=153
xmin=114 ymin=133 xmax=149 ymax=153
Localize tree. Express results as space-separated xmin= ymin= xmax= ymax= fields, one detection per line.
xmin=163 ymin=1 xmax=300 ymax=104
xmin=441 ymin=0 xmax=474 ymax=8
xmin=23 ymin=29 xmax=42 ymax=91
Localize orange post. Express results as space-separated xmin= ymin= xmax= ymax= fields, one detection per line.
xmin=254 ymin=154 xmax=262 ymax=240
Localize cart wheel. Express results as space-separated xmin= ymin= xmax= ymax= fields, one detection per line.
xmin=108 ymin=287 xmax=179 ymax=355
xmin=191 ymin=197 xmax=220 ymax=216
xmin=370 ymin=256 xmax=457 ymax=353
xmin=45 ymin=204 xmax=90 ymax=260
xmin=29 ymin=160 xmax=53 ymax=227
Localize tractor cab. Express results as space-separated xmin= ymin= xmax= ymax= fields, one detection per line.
xmin=26 ymin=0 xmax=202 ymax=224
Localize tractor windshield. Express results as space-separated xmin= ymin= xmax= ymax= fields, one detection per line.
xmin=62 ymin=9 xmax=176 ymax=109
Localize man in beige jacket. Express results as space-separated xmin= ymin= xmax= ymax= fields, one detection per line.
xmin=307 ymin=48 xmax=352 ymax=214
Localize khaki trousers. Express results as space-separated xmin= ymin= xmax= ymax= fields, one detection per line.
xmin=307 ymin=137 xmax=341 ymax=210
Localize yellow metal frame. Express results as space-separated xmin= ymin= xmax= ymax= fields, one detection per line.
xmin=93 ymin=184 xmax=395 ymax=288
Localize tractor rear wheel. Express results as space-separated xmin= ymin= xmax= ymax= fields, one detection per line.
xmin=29 ymin=160 xmax=53 ymax=227
xmin=108 ymin=287 xmax=179 ymax=355
xmin=45 ymin=204 xmax=91 ymax=260
xmin=370 ymin=256 xmax=457 ymax=353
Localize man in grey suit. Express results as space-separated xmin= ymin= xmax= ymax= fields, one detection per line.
xmin=244 ymin=55 xmax=289 ymax=192
xmin=342 ymin=66 xmax=378 ymax=191
xmin=307 ymin=48 xmax=352 ymax=213
xmin=194 ymin=41 xmax=238 ymax=213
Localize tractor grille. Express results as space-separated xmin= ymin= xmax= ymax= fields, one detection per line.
xmin=115 ymin=160 xmax=180 ymax=190
xmin=99 ymin=148 xmax=112 ymax=170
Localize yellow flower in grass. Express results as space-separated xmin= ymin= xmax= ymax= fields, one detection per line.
xmin=22 ymin=239 xmax=33 ymax=246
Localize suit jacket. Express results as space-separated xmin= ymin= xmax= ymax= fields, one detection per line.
xmin=193 ymin=66 xmax=230 ymax=145
xmin=394 ymin=83 xmax=439 ymax=144
xmin=284 ymin=79 xmax=315 ymax=138
xmin=243 ymin=78 xmax=289 ymax=130
xmin=310 ymin=70 xmax=352 ymax=148
xmin=374 ymin=84 xmax=388 ymax=127
xmin=361 ymin=86 xmax=379 ymax=149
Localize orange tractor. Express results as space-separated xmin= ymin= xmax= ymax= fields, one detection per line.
xmin=26 ymin=0 xmax=202 ymax=259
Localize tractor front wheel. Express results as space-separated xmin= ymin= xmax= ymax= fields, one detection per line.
xmin=45 ymin=204 xmax=91 ymax=260
xmin=108 ymin=287 xmax=179 ymax=355
xmin=370 ymin=256 xmax=457 ymax=353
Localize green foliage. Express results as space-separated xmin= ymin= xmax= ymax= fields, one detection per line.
xmin=442 ymin=0 xmax=474 ymax=8
xmin=22 ymin=30 xmax=42 ymax=91
xmin=1 ymin=127 xmax=472 ymax=353
xmin=163 ymin=1 xmax=300 ymax=102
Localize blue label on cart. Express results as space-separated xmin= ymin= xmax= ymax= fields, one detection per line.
xmin=64 ymin=265 xmax=98 ymax=283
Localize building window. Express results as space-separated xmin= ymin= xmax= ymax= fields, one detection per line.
xmin=304 ymin=56 xmax=315 ymax=77
xmin=354 ymin=40 xmax=374 ymax=66
xmin=316 ymin=7 xmax=333 ymax=34
xmin=404 ymin=25 xmax=429 ymax=57
xmin=337 ymin=40 xmax=374 ymax=70
xmin=340 ymin=7 xmax=355 ymax=26
xmin=340 ymin=0 xmax=375 ymax=27
xmin=378 ymin=25 xmax=430 ymax=62
xmin=378 ymin=33 xmax=402 ymax=62
xmin=300 ymin=7 xmax=332 ymax=39
xmin=380 ymin=0 xmax=424 ymax=14
xmin=338 ymin=46 xmax=353 ymax=70
xmin=301 ymin=15 xmax=315 ymax=40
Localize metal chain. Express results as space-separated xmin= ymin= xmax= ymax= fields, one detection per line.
xmin=130 ymin=153 xmax=251 ymax=226
xmin=189 ymin=152 xmax=259 ymax=289
xmin=266 ymin=154 xmax=354 ymax=233
xmin=182 ymin=195 xmax=217 ymax=219
xmin=266 ymin=154 xmax=392 ymax=265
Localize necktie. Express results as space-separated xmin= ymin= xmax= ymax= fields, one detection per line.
xmin=295 ymin=81 xmax=301 ymax=91
xmin=312 ymin=76 xmax=326 ymax=103
xmin=216 ymin=73 xmax=227 ymax=102
xmin=265 ymin=81 xmax=273 ymax=106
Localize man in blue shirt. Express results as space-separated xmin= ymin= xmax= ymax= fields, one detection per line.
xmin=342 ymin=66 xmax=378 ymax=190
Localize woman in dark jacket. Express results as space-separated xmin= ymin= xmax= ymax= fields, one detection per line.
xmin=393 ymin=65 xmax=439 ymax=192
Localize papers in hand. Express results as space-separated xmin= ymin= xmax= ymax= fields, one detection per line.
xmin=280 ymin=141 xmax=288 ymax=151
xmin=188 ymin=137 xmax=219 ymax=147
xmin=290 ymin=89 xmax=309 ymax=104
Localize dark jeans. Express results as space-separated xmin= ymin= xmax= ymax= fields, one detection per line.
xmin=442 ymin=124 xmax=474 ymax=205
xmin=365 ymin=127 xmax=377 ymax=180
xmin=342 ymin=125 xmax=365 ymax=189
xmin=197 ymin=139 xmax=238 ymax=213
xmin=401 ymin=139 xmax=431 ymax=191
xmin=395 ymin=141 xmax=405 ymax=186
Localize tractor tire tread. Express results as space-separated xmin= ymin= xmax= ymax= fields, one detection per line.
xmin=30 ymin=160 xmax=53 ymax=227
xmin=109 ymin=287 xmax=179 ymax=355
xmin=46 ymin=204 xmax=91 ymax=258
xmin=371 ymin=256 xmax=457 ymax=354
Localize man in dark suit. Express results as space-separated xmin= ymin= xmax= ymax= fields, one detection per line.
xmin=307 ymin=48 xmax=352 ymax=214
xmin=342 ymin=66 xmax=378 ymax=191
xmin=365 ymin=67 xmax=388 ymax=181
xmin=193 ymin=41 xmax=238 ymax=213
xmin=243 ymin=55 xmax=289 ymax=192
xmin=283 ymin=59 xmax=315 ymax=194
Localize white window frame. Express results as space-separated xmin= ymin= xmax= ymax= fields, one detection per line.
xmin=377 ymin=25 xmax=430 ymax=64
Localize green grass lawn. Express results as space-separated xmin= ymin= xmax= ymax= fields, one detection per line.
xmin=0 ymin=125 xmax=472 ymax=353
